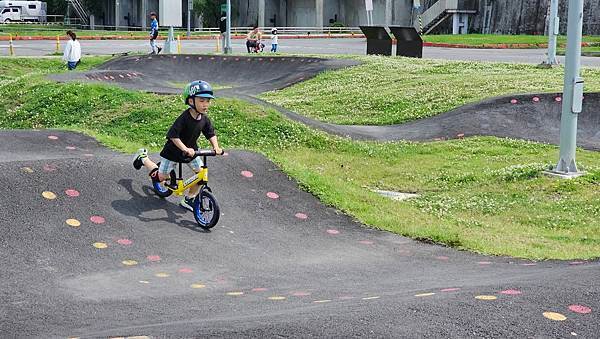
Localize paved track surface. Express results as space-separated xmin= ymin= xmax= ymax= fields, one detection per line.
xmin=1 ymin=130 xmax=598 ymax=338
xmin=3 ymin=38 xmax=600 ymax=66
xmin=53 ymin=55 xmax=600 ymax=150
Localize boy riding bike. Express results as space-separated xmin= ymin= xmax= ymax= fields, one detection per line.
xmin=132 ymin=80 xmax=224 ymax=212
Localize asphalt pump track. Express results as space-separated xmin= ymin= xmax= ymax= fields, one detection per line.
xmin=52 ymin=54 xmax=600 ymax=150
xmin=1 ymin=129 xmax=598 ymax=337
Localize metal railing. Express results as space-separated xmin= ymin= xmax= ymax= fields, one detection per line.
xmin=66 ymin=0 xmax=89 ymax=25
xmin=417 ymin=0 xmax=478 ymax=34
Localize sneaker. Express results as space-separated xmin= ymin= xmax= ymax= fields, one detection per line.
xmin=180 ymin=196 xmax=195 ymax=212
xmin=132 ymin=148 xmax=148 ymax=170
xmin=157 ymin=46 xmax=162 ymax=54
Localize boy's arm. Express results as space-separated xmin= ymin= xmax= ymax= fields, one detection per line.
xmin=171 ymin=138 xmax=195 ymax=157
xmin=208 ymin=136 xmax=223 ymax=155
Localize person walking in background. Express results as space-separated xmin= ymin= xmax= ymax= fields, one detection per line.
xmin=149 ymin=11 xmax=162 ymax=54
xmin=63 ymin=30 xmax=81 ymax=70
xmin=270 ymin=27 xmax=278 ymax=52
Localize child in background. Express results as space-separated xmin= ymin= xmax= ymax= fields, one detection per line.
xmin=270 ymin=28 xmax=278 ymax=52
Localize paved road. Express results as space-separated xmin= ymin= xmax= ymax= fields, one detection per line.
xmin=1 ymin=130 xmax=598 ymax=337
xmin=3 ymin=38 xmax=600 ymax=66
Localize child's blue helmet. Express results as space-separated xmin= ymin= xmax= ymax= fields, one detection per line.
xmin=183 ymin=80 xmax=214 ymax=104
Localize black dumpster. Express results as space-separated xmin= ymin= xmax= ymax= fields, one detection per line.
xmin=389 ymin=26 xmax=423 ymax=58
xmin=359 ymin=26 xmax=392 ymax=56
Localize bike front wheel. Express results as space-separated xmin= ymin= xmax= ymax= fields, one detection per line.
xmin=194 ymin=190 xmax=220 ymax=229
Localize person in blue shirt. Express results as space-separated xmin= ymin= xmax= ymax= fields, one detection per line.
xmin=149 ymin=12 xmax=162 ymax=54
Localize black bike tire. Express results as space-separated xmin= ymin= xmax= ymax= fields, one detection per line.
xmin=194 ymin=190 xmax=220 ymax=229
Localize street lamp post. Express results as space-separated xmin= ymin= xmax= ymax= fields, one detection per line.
xmin=224 ymin=0 xmax=232 ymax=54
xmin=544 ymin=0 xmax=560 ymax=66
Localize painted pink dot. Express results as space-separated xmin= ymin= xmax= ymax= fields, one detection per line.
xmin=338 ymin=296 xmax=354 ymax=300
xmin=500 ymin=289 xmax=522 ymax=295
xmin=48 ymin=135 xmax=59 ymax=140
xmin=510 ymin=99 xmax=518 ymax=104
xmin=570 ymin=261 xmax=586 ymax=265
xmin=295 ymin=213 xmax=308 ymax=220
xmin=147 ymin=255 xmax=161 ymax=262
xmin=266 ymin=192 xmax=280 ymax=199
xmin=223 ymin=152 xmax=230 ymax=156
xmin=252 ymin=288 xmax=268 ymax=292
xmin=327 ymin=229 xmax=340 ymax=235
xmin=292 ymin=291 xmax=311 ymax=297
xmin=441 ymin=288 xmax=461 ymax=292
xmin=65 ymin=189 xmax=80 ymax=197
xmin=478 ymin=261 xmax=492 ymax=265
xmin=90 ymin=216 xmax=105 ymax=224
xmin=532 ymin=96 xmax=540 ymax=102
xmin=555 ymin=96 xmax=562 ymax=102
xmin=521 ymin=263 xmax=537 ymax=266
xmin=359 ymin=240 xmax=374 ymax=245
xmin=178 ymin=268 xmax=193 ymax=273
xmin=43 ymin=164 xmax=57 ymax=172
xmin=66 ymin=146 xmax=77 ymax=150
xmin=436 ymin=256 xmax=450 ymax=260
xmin=241 ymin=170 xmax=254 ymax=178
xmin=569 ymin=305 xmax=592 ymax=314
xmin=117 ymin=239 xmax=132 ymax=245
xmin=83 ymin=153 xmax=94 ymax=157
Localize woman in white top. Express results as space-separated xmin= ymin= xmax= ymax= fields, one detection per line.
xmin=63 ymin=30 xmax=81 ymax=70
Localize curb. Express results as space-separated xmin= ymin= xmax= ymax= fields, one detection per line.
xmin=0 ymin=34 xmax=366 ymax=41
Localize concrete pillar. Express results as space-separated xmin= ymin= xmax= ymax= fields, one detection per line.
xmin=258 ymin=0 xmax=265 ymax=27
xmin=315 ymin=0 xmax=323 ymax=28
xmin=141 ymin=0 xmax=147 ymax=30
xmin=385 ymin=0 xmax=393 ymax=26
xmin=452 ymin=13 xmax=468 ymax=34
xmin=279 ymin=0 xmax=287 ymax=27
xmin=115 ymin=0 xmax=120 ymax=29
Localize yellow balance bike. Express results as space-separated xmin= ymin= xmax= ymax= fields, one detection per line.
xmin=152 ymin=150 xmax=222 ymax=229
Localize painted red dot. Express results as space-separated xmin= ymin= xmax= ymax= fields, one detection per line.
xmin=477 ymin=261 xmax=492 ymax=265
xmin=117 ymin=239 xmax=132 ymax=245
xmin=555 ymin=96 xmax=562 ymax=102
xmin=178 ymin=268 xmax=193 ymax=273
xmin=436 ymin=256 xmax=449 ymax=260
xmin=326 ymin=229 xmax=340 ymax=235
xmin=359 ymin=240 xmax=374 ymax=245
xmin=266 ymin=192 xmax=279 ymax=199
xmin=43 ymin=164 xmax=57 ymax=172
xmin=441 ymin=288 xmax=461 ymax=292
xmin=295 ymin=213 xmax=308 ymax=220
xmin=147 ymin=255 xmax=161 ymax=262
xmin=532 ymin=96 xmax=540 ymax=102
xmin=500 ymin=289 xmax=522 ymax=295
xmin=252 ymin=288 xmax=268 ymax=292
xmin=521 ymin=263 xmax=537 ymax=266
xmin=48 ymin=135 xmax=59 ymax=140
xmin=292 ymin=291 xmax=311 ymax=296
xmin=568 ymin=305 xmax=592 ymax=314
xmin=241 ymin=170 xmax=254 ymax=178
xmin=66 ymin=146 xmax=77 ymax=150
xmin=90 ymin=216 xmax=105 ymax=224
xmin=570 ymin=261 xmax=586 ymax=265
xmin=65 ymin=189 xmax=80 ymax=197
xmin=510 ymin=99 xmax=518 ymax=104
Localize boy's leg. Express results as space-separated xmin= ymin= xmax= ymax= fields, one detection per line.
xmin=179 ymin=157 xmax=204 ymax=212
xmin=133 ymin=148 xmax=170 ymax=182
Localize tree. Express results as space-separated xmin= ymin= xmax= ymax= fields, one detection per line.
xmin=81 ymin=0 xmax=104 ymax=16
xmin=44 ymin=0 xmax=67 ymax=15
xmin=193 ymin=0 xmax=223 ymax=28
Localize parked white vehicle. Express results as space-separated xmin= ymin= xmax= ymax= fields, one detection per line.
xmin=0 ymin=1 xmax=46 ymax=23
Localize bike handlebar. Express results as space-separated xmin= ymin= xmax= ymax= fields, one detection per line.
xmin=181 ymin=149 xmax=225 ymax=162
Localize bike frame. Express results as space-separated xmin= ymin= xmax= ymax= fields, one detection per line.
xmin=168 ymin=155 xmax=210 ymax=196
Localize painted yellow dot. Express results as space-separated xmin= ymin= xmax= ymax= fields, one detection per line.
xmin=66 ymin=219 xmax=81 ymax=227
xmin=191 ymin=284 xmax=206 ymax=289
xmin=475 ymin=295 xmax=498 ymax=300
xmin=21 ymin=167 xmax=34 ymax=173
xmin=415 ymin=293 xmax=435 ymax=297
xmin=313 ymin=299 xmax=332 ymax=303
xmin=226 ymin=292 xmax=244 ymax=296
xmin=543 ymin=312 xmax=567 ymax=321
xmin=42 ymin=191 xmax=57 ymax=200
xmin=155 ymin=273 xmax=170 ymax=278
xmin=268 ymin=296 xmax=286 ymax=300
xmin=93 ymin=242 xmax=108 ymax=249
xmin=122 ymin=260 xmax=138 ymax=266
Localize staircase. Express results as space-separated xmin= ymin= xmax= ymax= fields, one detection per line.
xmin=416 ymin=0 xmax=478 ymax=35
xmin=66 ymin=0 xmax=89 ymax=25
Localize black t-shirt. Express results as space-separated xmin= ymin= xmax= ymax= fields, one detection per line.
xmin=160 ymin=109 xmax=216 ymax=162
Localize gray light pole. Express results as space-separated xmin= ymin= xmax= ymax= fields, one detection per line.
xmin=545 ymin=0 xmax=560 ymax=66
xmin=187 ymin=0 xmax=192 ymax=37
xmin=224 ymin=0 xmax=232 ymax=54
xmin=553 ymin=0 xmax=585 ymax=177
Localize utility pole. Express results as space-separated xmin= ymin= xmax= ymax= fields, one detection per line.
xmin=551 ymin=0 xmax=585 ymax=178
xmin=224 ymin=0 xmax=232 ymax=54
xmin=544 ymin=0 xmax=560 ymax=66
xmin=187 ymin=0 xmax=192 ymax=37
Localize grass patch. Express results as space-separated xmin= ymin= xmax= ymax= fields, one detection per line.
xmin=1 ymin=56 xmax=599 ymax=260
xmin=423 ymin=34 xmax=600 ymax=46
xmin=261 ymin=56 xmax=600 ymax=125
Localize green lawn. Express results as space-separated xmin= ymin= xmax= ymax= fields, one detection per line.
xmin=1 ymin=57 xmax=599 ymax=260
xmin=261 ymin=56 xmax=600 ymax=125
xmin=423 ymin=34 xmax=600 ymax=46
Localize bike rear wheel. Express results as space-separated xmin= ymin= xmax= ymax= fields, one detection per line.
xmin=194 ymin=190 xmax=220 ymax=229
